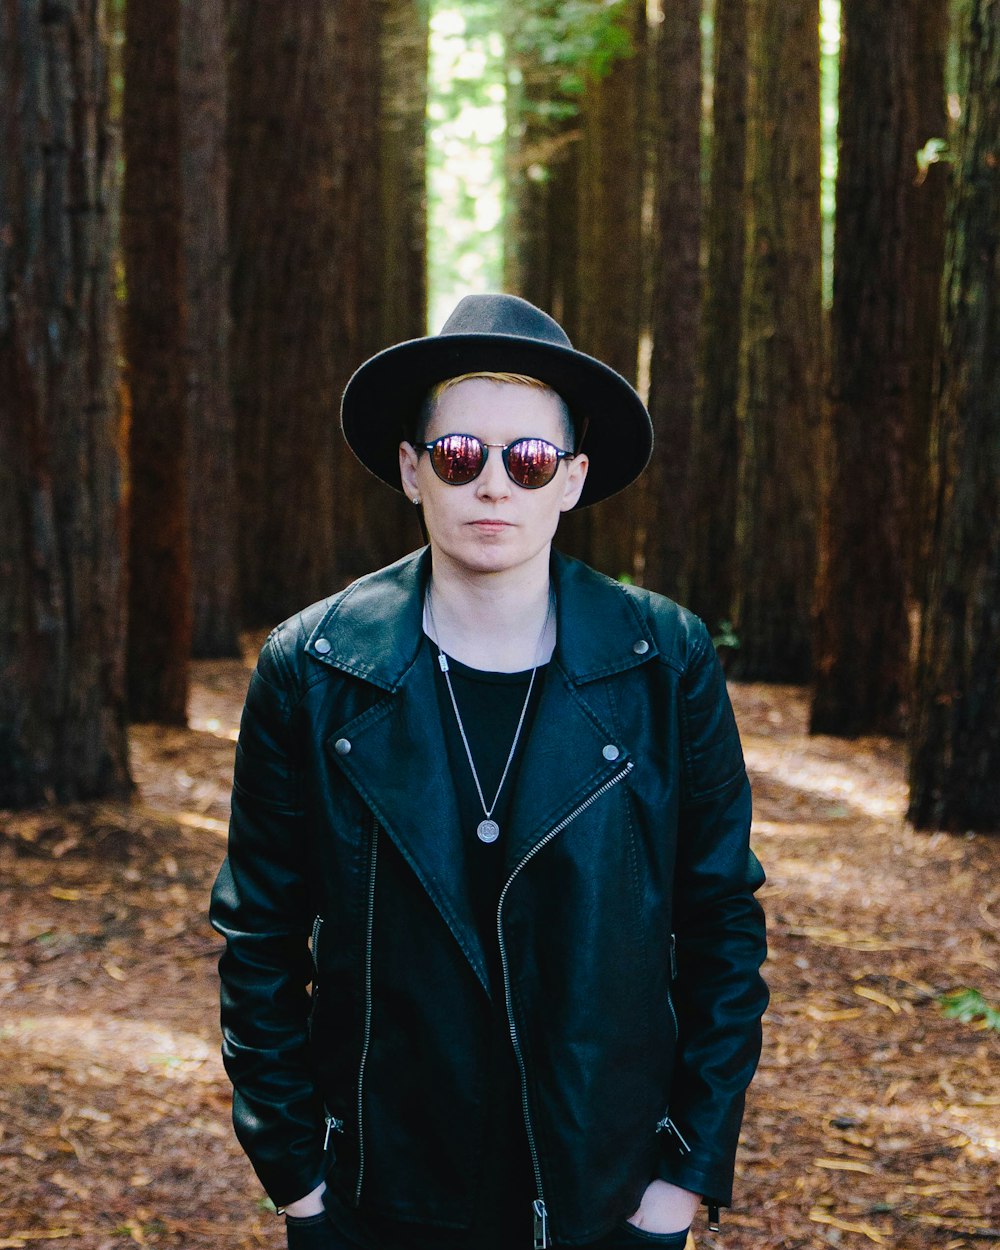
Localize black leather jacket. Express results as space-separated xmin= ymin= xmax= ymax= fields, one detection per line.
xmin=210 ymin=549 xmax=768 ymax=1245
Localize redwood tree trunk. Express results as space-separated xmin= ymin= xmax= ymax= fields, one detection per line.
xmin=730 ymin=0 xmax=823 ymax=681
xmin=684 ymin=0 xmax=748 ymax=632
xmin=182 ymin=0 xmax=239 ymax=658
xmin=811 ymin=0 xmax=919 ymax=735
xmin=124 ymin=0 xmax=191 ymax=722
xmin=559 ymin=0 xmax=646 ymax=579
xmin=229 ymin=0 xmax=340 ymax=623
xmin=643 ymin=0 xmax=702 ymax=599
xmin=0 ymin=0 xmax=131 ymax=805
xmin=908 ymin=0 xmax=1000 ymax=832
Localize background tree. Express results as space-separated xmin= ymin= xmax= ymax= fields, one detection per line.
xmin=729 ymin=0 xmax=823 ymax=680
xmin=908 ymin=0 xmax=951 ymax=601
xmin=0 ymin=0 xmax=131 ymax=805
xmin=228 ymin=0 xmax=341 ymax=624
xmin=331 ymin=0 xmax=431 ymax=583
xmin=683 ymin=0 xmax=748 ymax=632
xmin=559 ymin=0 xmax=646 ymax=578
xmin=908 ymin=0 xmax=1000 ymax=833
xmin=642 ymin=0 xmax=702 ymax=598
xmin=123 ymin=0 xmax=191 ymax=722
xmin=182 ymin=0 xmax=239 ymax=658
xmin=811 ymin=0 xmax=923 ymax=736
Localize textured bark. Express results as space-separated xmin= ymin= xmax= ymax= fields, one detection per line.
xmin=558 ymin=0 xmax=646 ymax=578
xmin=730 ymin=0 xmax=822 ymax=681
xmin=643 ymin=0 xmax=702 ymax=599
xmin=124 ymin=0 xmax=191 ymax=722
xmin=811 ymin=0 xmax=920 ymax=735
xmin=908 ymin=0 xmax=950 ymax=604
xmin=182 ymin=0 xmax=239 ymax=658
xmin=908 ymin=0 xmax=1000 ymax=832
xmin=229 ymin=0 xmax=340 ymax=623
xmin=684 ymin=0 xmax=748 ymax=632
xmin=0 ymin=0 xmax=131 ymax=805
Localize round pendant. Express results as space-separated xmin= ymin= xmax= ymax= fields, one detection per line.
xmin=477 ymin=819 xmax=500 ymax=844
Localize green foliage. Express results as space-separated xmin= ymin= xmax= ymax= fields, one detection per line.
xmin=915 ymin=137 xmax=952 ymax=182
xmin=939 ymin=988 xmax=1000 ymax=1032
xmin=712 ymin=621 xmax=740 ymax=652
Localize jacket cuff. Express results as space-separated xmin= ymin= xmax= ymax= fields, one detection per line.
xmin=655 ymin=1154 xmax=732 ymax=1210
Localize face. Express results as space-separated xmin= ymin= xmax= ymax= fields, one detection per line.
xmin=399 ymin=378 xmax=589 ymax=583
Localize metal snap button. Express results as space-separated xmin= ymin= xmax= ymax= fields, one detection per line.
xmin=334 ymin=738 xmax=351 ymax=755
xmin=632 ymin=639 xmax=650 ymax=655
xmin=314 ymin=637 xmax=332 ymax=655
xmin=602 ymin=744 xmax=620 ymax=761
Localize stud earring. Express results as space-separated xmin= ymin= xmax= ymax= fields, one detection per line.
xmin=412 ymin=495 xmax=421 ymax=506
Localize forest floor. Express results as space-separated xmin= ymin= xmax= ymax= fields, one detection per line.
xmin=1 ymin=645 xmax=998 ymax=1250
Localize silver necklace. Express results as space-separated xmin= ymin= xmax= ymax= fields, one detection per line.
xmin=425 ymin=588 xmax=553 ymax=844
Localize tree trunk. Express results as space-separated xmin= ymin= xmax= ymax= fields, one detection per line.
xmin=330 ymin=0 xmax=428 ymax=584
xmin=811 ymin=0 xmax=919 ymax=735
xmin=229 ymin=0 xmax=340 ymax=624
xmin=908 ymin=0 xmax=950 ymax=605
xmin=684 ymin=0 xmax=747 ymax=633
xmin=643 ymin=0 xmax=702 ymax=599
xmin=730 ymin=0 xmax=823 ymax=681
xmin=0 ymin=0 xmax=131 ymax=805
xmin=908 ymin=0 xmax=1000 ymax=832
xmin=181 ymin=0 xmax=239 ymax=658
xmin=123 ymin=0 xmax=191 ymax=722
xmin=559 ymin=0 xmax=646 ymax=579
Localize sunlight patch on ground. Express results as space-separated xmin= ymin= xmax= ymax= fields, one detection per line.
xmin=743 ymin=742 xmax=908 ymax=819
xmin=1 ymin=1015 xmax=219 ymax=1079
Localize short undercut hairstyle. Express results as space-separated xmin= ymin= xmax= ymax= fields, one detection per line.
xmin=414 ymin=371 xmax=576 ymax=450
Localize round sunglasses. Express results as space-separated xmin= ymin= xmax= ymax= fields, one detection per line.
xmin=416 ymin=433 xmax=577 ymax=489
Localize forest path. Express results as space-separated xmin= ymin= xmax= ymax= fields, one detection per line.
xmin=0 ymin=653 xmax=997 ymax=1249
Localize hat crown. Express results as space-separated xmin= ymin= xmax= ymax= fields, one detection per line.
xmin=439 ymin=293 xmax=573 ymax=349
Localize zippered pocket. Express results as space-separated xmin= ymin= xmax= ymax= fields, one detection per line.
xmin=308 ymin=915 xmax=324 ymax=1040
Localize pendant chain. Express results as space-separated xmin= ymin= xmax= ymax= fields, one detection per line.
xmin=425 ymin=587 xmax=553 ymax=842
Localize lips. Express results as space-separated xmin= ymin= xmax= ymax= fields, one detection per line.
xmin=469 ymin=520 xmax=512 ymax=531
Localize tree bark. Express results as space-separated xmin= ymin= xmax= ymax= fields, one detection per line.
xmin=908 ymin=0 xmax=1000 ymax=832
xmin=229 ymin=0 xmax=340 ymax=624
xmin=182 ymin=0 xmax=239 ymax=658
xmin=811 ymin=0 xmax=919 ymax=735
xmin=643 ymin=0 xmax=702 ymax=599
xmin=558 ymin=0 xmax=646 ymax=579
xmin=123 ymin=0 xmax=191 ymax=721
xmin=683 ymin=0 xmax=748 ymax=633
xmin=0 ymin=0 xmax=131 ymax=805
xmin=730 ymin=0 xmax=823 ymax=681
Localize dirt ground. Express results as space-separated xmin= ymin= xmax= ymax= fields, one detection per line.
xmin=1 ymin=647 xmax=998 ymax=1249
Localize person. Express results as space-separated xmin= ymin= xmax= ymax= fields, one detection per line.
xmin=210 ymin=294 xmax=768 ymax=1250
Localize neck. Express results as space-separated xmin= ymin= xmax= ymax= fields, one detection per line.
xmin=425 ymin=548 xmax=555 ymax=672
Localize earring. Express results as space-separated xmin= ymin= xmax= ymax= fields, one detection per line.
xmin=412 ymin=495 xmax=421 ymax=506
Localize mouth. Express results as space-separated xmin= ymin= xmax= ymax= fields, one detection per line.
xmin=469 ymin=519 xmax=512 ymax=531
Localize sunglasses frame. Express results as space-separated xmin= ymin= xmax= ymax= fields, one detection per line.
xmin=415 ymin=433 xmax=577 ymax=490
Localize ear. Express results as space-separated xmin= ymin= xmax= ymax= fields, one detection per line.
xmin=399 ymin=441 xmax=420 ymax=500
xmin=558 ymin=452 xmax=589 ymax=513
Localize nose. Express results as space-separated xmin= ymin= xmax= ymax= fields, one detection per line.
xmin=475 ymin=445 xmax=511 ymax=502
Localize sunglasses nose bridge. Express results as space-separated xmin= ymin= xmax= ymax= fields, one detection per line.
xmin=475 ymin=441 xmax=513 ymax=496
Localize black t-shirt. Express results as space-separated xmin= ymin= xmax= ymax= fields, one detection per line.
xmin=324 ymin=637 xmax=547 ymax=1249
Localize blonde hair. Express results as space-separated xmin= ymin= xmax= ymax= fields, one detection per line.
xmin=416 ymin=372 xmax=575 ymax=446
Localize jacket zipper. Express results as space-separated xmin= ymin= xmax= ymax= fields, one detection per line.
xmin=666 ymin=932 xmax=679 ymax=1042
xmin=354 ymin=817 xmax=379 ymax=1205
xmin=497 ymin=760 xmax=634 ymax=1250
xmin=307 ymin=915 xmax=324 ymax=1040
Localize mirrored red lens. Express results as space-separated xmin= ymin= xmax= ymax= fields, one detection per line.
xmin=431 ymin=435 xmax=485 ymax=483
xmin=505 ymin=438 xmax=560 ymax=488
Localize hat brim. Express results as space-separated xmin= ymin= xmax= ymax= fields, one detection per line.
xmin=340 ymin=332 xmax=653 ymax=509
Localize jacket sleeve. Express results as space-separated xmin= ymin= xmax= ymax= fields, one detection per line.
xmin=656 ymin=619 xmax=768 ymax=1208
xmin=209 ymin=629 xmax=327 ymax=1207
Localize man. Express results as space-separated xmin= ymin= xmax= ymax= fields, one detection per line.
xmin=210 ymin=294 xmax=768 ymax=1250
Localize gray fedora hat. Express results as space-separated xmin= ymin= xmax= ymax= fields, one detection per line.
xmin=340 ymin=293 xmax=653 ymax=509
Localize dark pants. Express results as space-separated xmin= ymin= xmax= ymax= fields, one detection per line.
xmin=285 ymin=1209 xmax=690 ymax=1250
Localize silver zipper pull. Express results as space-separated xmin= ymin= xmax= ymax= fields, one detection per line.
xmin=323 ymin=1114 xmax=343 ymax=1152
xmin=656 ymin=1113 xmax=692 ymax=1156
xmin=533 ymin=1199 xmax=549 ymax=1249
